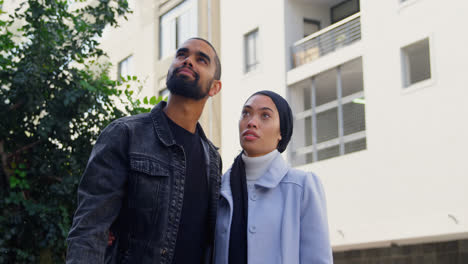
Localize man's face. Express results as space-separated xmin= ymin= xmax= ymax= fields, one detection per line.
xmin=166 ymin=39 xmax=218 ymax=100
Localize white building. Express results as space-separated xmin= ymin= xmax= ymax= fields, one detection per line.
xmin=220 ymin=0 xmax=468 ymax=261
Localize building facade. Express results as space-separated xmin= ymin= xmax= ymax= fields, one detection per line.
xmin=220 ymin=0 xmax=468 ymax=262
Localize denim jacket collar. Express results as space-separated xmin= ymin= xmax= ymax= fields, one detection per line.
xmin=150 ymin=101 xmax=210 ymax=147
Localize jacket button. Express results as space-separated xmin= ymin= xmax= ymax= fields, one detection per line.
xmin=250 ymin=193 xmax=257 ymax=201
xmin=249 ymin=225 xmax=256 ymax=234
xmin=161 ymin=248 xmax=167 ymax=255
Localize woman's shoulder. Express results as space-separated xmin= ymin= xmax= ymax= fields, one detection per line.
xmin=282 ymin=168 xmax=323 ymax=190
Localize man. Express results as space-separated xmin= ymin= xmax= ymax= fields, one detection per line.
xmin=66 ymin=38 xmax=222 ymax=264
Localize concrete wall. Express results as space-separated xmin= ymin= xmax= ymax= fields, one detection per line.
xmin=100 ymin=0 xmax=157 ymax=99
xmin=220 ymin=0 xmax=288 ymax=164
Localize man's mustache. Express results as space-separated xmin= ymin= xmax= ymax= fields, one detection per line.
xmin=174 ymin=66 xmax=199 ymax=80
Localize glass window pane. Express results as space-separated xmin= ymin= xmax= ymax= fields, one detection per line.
xmin=245 ymin=29 xmax=258 ymax=72
xmin=303 ymin=19 xmax=320 ymax=37
xmin=344 ymin=138 xmax=366 ymax=154
xmin=331 ymin=0 xmax=360 ymax=24
xmin=159 ymin=0 xmax=197 ymax=58
xmin=118 ymin=56 xmax=133 ymax=80
xmin=316 ymin=107 xmax=338 ymax=143
xmin=315 ymin=68 xmax=337 ymax=106
xmin=177 ymin=9 xmax=197 ymax=46
xmin=342 ymin=102 xmax=365 ymax=136
xmin=160 ymin=19 xmax=176 ymax=58
xmin=341 ymin=58 xmax=363 ymax=97
xmin=303 ymin=85 xmax=312 ymax=110
xmin=305 ymin=116 xmax=312 ymax=147
xmin=402 ymin=38 xmax=431 ymax=87
xmin=318 ymin=145 xmax=340 ymax=161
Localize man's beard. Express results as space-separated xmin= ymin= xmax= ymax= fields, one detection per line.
xmin=166 ymin=67 xmax=210 ymax=100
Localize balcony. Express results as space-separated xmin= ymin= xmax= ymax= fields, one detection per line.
xmin=292 ymin=12 xmax=361 ymax=68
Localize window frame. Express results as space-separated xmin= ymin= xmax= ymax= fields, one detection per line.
xmin=244 ymin=28 xmax=260 ymax=74
xmin=303 ymin=18 xmax=321 ymax=38
xmin=159 ymin=0 xmax=198 ymax=59
xmin=289 ymin=57 xmax=366 ymax=165
xmin=117 ymin=55 xmax=134 ymax=81
xmin=330 ymin=0 xmax=360 ymax=24
xmin=400 ymin=36 xmax=434 ymax=91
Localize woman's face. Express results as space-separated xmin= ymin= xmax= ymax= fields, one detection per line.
xmin=239 ymin=95 xmax=282 ymax=157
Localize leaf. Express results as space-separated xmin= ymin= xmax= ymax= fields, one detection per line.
xmin=9 ymin=176 xmax=18 ymax=188
xmin=143 ymin=96 xmax=148 ymax=104
xmin=149 ymin=96 xmax=157 ymax=105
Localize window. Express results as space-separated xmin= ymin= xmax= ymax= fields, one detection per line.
xmin=117 ymin=55 xmax=133 ymax=81
xmin=159 ymin=0 xmax=198 ymax=59
xmin=304 ymin=19 xmax=320 ymax=38
xmin=244 ymin=29 xmax=259 ymax=73
xmin=401 ymin=37 xmax=431 ymax=88
xmin=290 ymin=58 xmax=366 ymax=166
xmin=330 ymin=0 xmax=360 ymax=24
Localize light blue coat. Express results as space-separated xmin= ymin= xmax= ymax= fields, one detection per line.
xmin=214 ymin=154 xmax=333 ymax=264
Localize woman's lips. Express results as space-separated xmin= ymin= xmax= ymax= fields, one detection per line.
xmin=242 ymin=130 xmax=259 ymax=141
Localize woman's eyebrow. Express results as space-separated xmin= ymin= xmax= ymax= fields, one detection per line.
xmin=243 ymin=105 xmax=274 ymax=112
xmin=260 ymin=107 xmax=274 ymax=112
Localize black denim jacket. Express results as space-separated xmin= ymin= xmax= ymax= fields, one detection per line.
xmin=66 ymin=101 xmax=222 ymax=264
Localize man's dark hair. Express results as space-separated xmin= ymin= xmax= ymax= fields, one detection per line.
xmin=189 ymin=37 xmax=221 ymax=80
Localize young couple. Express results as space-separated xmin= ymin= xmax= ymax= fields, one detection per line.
xmin=66 ymin=38 xmax=333 ymax=264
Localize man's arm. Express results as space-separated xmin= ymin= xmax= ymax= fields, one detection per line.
xmin=66 ymin=121 xmax=129 ymax=264
xmin=299 ymin=173 xmax=334 ymax=264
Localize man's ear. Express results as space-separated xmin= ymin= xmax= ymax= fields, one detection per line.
xmin=209 ymin=80 xmax=222 ymax=97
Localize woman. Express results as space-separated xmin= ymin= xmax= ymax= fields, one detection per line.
xmin=214 ymin=90 xmax=333 ymax=264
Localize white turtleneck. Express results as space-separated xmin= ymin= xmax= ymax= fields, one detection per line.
xmin=242 ymin=149 xmax=280 ymax=185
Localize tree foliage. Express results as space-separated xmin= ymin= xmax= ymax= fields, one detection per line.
xmin=0 ymin=0 xmax=160 ymax=262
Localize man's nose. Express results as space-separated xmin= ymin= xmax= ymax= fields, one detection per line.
xmin=183 ymin=55 xmax=193 ymax=67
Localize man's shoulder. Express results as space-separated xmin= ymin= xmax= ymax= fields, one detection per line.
xmin=111 ymin=102 xmax=166 ymax=128
xmin=114 ymin=112 xmax=152 ymax=125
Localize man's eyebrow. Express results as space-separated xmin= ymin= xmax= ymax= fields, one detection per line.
xmin=176 ymin=47 xmax=189 ymax=54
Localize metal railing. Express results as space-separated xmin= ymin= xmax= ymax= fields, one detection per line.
xmin=292 ymin=12 xmax=361 ymax=67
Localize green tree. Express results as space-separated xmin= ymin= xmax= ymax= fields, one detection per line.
xmin=0 ymin=0 xmax=159 ymax=262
